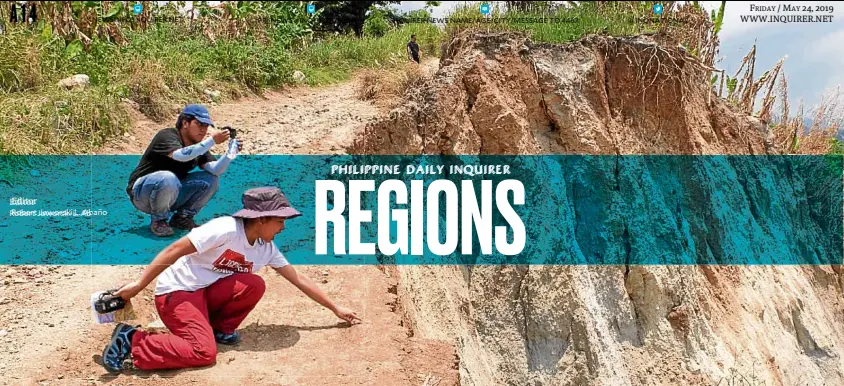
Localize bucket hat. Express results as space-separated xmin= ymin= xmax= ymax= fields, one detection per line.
xmin=232 ymin=187 xmax=302 ymax=219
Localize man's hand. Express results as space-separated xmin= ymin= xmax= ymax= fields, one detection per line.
xmin=334 ymin=306 xmax=362 ymax=325
xmin=210 ymin=127 xmax=231 ymax=144
xmin=113 ymin=281 xmax=145 ymax=301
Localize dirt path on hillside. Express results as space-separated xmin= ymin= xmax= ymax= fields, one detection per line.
xmin=0 ymin=61 xmax=458 ymax=386
xmin=100 ymin=82 xmax=378 ymax=156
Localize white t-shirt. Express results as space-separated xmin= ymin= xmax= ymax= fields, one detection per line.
xmin=155 ymin=216 xmax=290 ymax=296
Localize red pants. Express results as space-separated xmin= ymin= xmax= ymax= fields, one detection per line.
xmin=131 ymin=273 xmax=266 ymax=370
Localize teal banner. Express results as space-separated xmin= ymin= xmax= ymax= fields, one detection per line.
xmin=0 ymin=155 xmax=841 ymax=265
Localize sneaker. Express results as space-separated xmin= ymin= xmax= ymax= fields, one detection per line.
xmin=169 ymin=214 xmax=199 ymax=230
xmin=214 ymin=330 xmax=241 ymax=345
xmin=101 ymin=323 xmax=136 ymax=373
xmin=150 ymin=219 xmax=174 ymax=237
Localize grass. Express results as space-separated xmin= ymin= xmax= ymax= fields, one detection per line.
xmin=8 ymin=2 xmax=834 ymax=158
xmin=0 ymin=2 xmax=679 ymax=156
xmin=0 ymin=28 xmax=70 ymax=94
xmin=444 ymin=2 xmax=665 ymax=44
xmin=295 ymin=24 xmax=442 ymax=85
xmin=355 ymin=61 xmax=429 ymax=104
xmin=0 ymin=85 xmax=129 ymax=154
xmin=0 ymin=21 xmax=441 ymax=155
xmin=769 ymin=83 xmax=843 ymax=155
xmin=440 ymin=2 xmax=844 ymax=157
xmin=0 ymin=155 xmax=52 ymax=188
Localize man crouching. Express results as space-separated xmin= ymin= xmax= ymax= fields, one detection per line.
xmin=126 ymin=104 xmax=242 ymax=237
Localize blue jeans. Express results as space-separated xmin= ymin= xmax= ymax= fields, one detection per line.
xmin=131 ymin=170 xmax=220 ymax=222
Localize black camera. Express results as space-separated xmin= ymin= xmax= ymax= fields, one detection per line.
xmin=94 ymin=290 xmax=127 ymax=314
xmin=223 ymin=126 xmax=236 ymax=139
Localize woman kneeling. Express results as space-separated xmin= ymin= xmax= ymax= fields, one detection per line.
xmin=100 ymin=187 xmax=360 ymax=372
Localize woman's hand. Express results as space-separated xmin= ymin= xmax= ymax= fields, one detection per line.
xmin=274 ymin=265 xmax=362 ymax=325
xmin=334 ymin=306 xmax=362 ymax=325
xmin=113 ymin=281 xmax=145 ymax=301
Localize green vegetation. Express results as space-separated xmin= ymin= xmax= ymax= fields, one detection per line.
xmin=444 ymin=1 xmax=668 ymax=44
xmin=299 ymin=24 xmax=440 ymax=84
xmin=363 ymin=8 xmax=391 ymax=38
xmin=14 ymin=0 xmax=828 ymax=159
xmin=313 ymin=1 xmax=441 ymax=36
xmin=828 ymin=138 xmax=844 ymax=155
xmin=0 ymin=2 xmax=440 ymax=155
xmin=0 ymin=0 xmax=702 ymax=156
xmin=711 ymin=1 xmax=727 ymax=37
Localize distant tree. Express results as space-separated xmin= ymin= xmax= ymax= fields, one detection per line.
xmin=383 ymin=7 xmax=430 ymax=26
xmin=406 ymin=8 xmax=431 ymax=21
xmin=313 ymin=1 xmax=440 ymax=36
xmin=313 ymin=1 xmax=395 ymax=36
xmin=363 ymin=8 xmax=390 ymax=37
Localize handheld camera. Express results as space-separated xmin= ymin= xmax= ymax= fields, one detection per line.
xmin=94 ymin=290 xmax=127 ymax=314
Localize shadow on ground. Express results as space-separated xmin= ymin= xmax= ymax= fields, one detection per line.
xmin=95 ymin=323 xmax=351 ymax=382
xmin=221 ymin=322 xmax=351 ymax=353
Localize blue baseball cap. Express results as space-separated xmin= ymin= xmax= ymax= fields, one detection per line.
xmin=181 ymin=104 xmax=215 ymax=127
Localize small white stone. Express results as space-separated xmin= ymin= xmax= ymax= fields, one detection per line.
xmin=57 ymin=74 xmax=90 ymax=89
xmin=293 ymin=71 xmax=306 ymax=83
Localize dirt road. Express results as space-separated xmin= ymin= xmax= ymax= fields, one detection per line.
xmin=0 ymin=63 xmax=458 ymax=385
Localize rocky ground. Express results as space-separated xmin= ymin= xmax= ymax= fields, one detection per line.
xmin=5 ymin=29 xmax=843 ymax=386
xmin=0 ymin=61 xmax=459 ymax=386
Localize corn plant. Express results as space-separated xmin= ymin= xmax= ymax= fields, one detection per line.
xmin=32 ymin=1 xmax=134 ymax=56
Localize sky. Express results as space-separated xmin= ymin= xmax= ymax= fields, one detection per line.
xmin=707 ymin=1 xmax=843 ymax=109
xmin=394 ymin=1 xmax=843 ymax=110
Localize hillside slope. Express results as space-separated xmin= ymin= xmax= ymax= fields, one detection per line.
xmin=350 ymin=31 xmax=844 ymax=386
